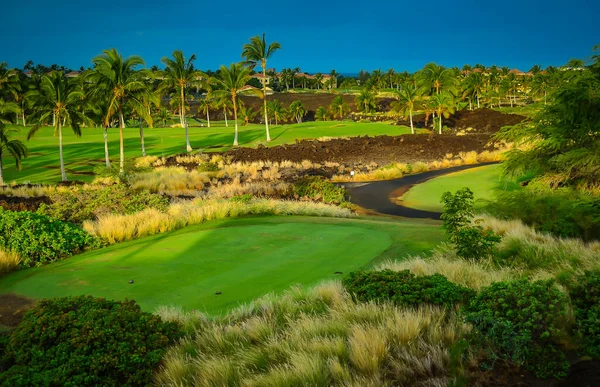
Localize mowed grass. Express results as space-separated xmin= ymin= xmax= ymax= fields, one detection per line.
xmin=0 ymin=216 xmax=443 ymax=314
xmin=2 ymin=120 xmax=411 ymax=184
xmin=401 ymin=164 xmax=521 ymax=212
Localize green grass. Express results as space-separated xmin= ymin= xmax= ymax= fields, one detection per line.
xmin=0 ymin=216 xmax=442 ymax=314
xmin=3 ymin=120 xmax=411 ymax=184
xmin=401 ymin=164 xmax=521 ymax=212
xmin=493 ymin=102 xmax=543 ymax=118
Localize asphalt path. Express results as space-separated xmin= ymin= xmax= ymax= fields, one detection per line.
xmin=342 ymin=162 xmax=498 ymax=219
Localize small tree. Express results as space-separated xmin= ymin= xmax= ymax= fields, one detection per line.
xmin=0 ymin=101 xmax=27 ymax=185
xmin=330 ymin=95 xmax=349 ymax=119
xmin=288 ymin=100 xmax=306 ymax=123
xmin=440 ymin=188 xmax=501 ymax=259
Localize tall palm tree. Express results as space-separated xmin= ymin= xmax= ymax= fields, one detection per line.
xmin=89 ymin=48 xmax=150 ymax=173
xmin=430 ymin=92 xmax=455 ymax=134
xmin=314 ymin=73 xmax=323 ymax=90
xmin=463 ymin=72 xmax=484 ymax=109
xmin=212 ymin=63 xmax=255 ymax=146
xmin=0 ymin=100 xmax=27 ymax=185
xmin=329 ymin=69 xmax=338 ymax=89
xmin=159 ymin=50 xmax=202 ymax=152
xmin=214 ymin=95 xmax=232 ymax=127
xmin=242 ymin=33 xmax=281 ymax=142
xmin=392 ymin=84 xmax=422 ymax=134
xmin=355 ymin=88 xmax=377 ymax=114
xmin=0 ymin=63 xmax=20 ymax=102
xmin=27 ymin=72 xmax=89 ymax=181
xmin=419 ymin=63 xmax=457 ymax=96
xmin=198 ymin=96 xmax=214 ymax=127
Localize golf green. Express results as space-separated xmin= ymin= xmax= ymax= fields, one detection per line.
xmin=0 ymin=217 xmax=405 ymax=313
xmin=401 ymin=164 xmax=520 ymax=212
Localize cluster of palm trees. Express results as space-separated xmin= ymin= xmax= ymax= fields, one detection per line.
xmin=0 ymin=34 xmax=282 ymax=182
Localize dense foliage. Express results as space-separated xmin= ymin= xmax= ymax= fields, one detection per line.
xmin=1 ymin=296 xmax=182 ymax=386
xmin=343 ymin=270 xmax=474 ymax=308
xmin=497 ymin=51 xmax=600 ymax=188
xmin=464 ymin=279 xmax=569 ymax=378
xmin=38 ymin=184 xmax=169 ymax=224
xmin=293 ymin=176 xmax=346 ymax=204
xmin=0 ymin=208 xmax=98 ymax=267
xmin=441 ymin=188 xmax=501 ymax=259
xmin=487 ymin=187 xmax=600 ymax=240
xmin=569 ymin=271 xmax=600 ymax=358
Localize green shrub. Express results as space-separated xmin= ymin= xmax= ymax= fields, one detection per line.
xmin=38 ymin=184 xmax=169 ymax=224
xmin=0 ymin=208 xmax=99 ymax=268
xmin=230 ymin=194 xmax=253 ymax=203
xmin=441 ymin=188 xmax=501 ymax=259
xmin=293 ymin=176 xmax=346 ymax=204
xmin=464 ymin=279 xmax=569 ymax=378
xmin=569 ymin=271 xmax=600 ymax=358
xmin=486 ymin=187 xmax=600 ymax=241
xmin=343 ymin=270 xmax=474 ymax=308
xmin=1 ymin=296 xmax=182 ymax=386
xmin=198 ymin=161 xmax=219 ymax=172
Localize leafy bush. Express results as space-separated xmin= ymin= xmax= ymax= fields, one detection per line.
xmin=197 ymin=161 xmax=219 ymax=172
xmin=441 ymin=188 xmax=501 ymax=259
xmin=1 ymin=296 xmax=182 ymax=386
xmin=0 ymin=208 xmax=98 ymax=268
xmin=38 ymin=184 xmax=169 ymax=224
xmin=464 ymin=279 xmax=569 ymax=378
xmin=230 ymin=194 xmax=253 ymax=203
xmin=487 ymin=187 xmax=600 ymax=241
xmin=569 ymin=271 xmax=600 ymax=358
xmin=293 ymin=176 xmax=346 ymax=204
xmin=343 ymin=270 xmax=474 ymax=308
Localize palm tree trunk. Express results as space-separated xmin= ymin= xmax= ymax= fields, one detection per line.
xmin=224 ymin=108 xmax=228 ymax=127
xmin=139 ymin=119 xmax=146 ymax=156
xmin=438 ymin=116 xmax=442 ymax=135
xmin=58 ymin=120 xmax=67 ymax=182
xmin=477 ymin=95 xmax=480 ymax=109
xmin=181 ymin=88 xmax=192 ymax=152
xmin=262 ymin=65 xmax=271 ymax=142
xmin=0 ymin=152 xmax=4 ymax=186
xmin=232 ymin=95 xmax=239 ymax=147
xmin=409 ymin=109 xmax=414 ymax=134
xmin=22 ymin=112 xmax=26 ymax=126
xmin=206 ymin=109 xmax=211 ymax=128
xmin=119 ymin=106 xmax=125 ymax=174
xmin=103 ymin=126 xmax=111 ymax=168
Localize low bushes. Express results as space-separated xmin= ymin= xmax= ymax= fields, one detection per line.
xmin=1 ymin=296 xmax=182 ymax=386
xmin=0 ymin=208 xmax=98 ymax=268
xmin=343 ymin=270 xmax=474 ymax=308
xmin=570 ymin=271 xmax=600 ymax=358
xmin=37 ymin=184 xmax=169 ymax=224
xmin=464 ymin=279 xmax=570 ymax=378
xmin=293 ymin=176 xmax=346 ymax=204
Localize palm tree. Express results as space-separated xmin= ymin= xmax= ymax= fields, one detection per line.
xmin=330 ymin=95 xmax=349 ymax=119
xmin=314 ymin=73 xmax=323 ymax=90
xmin=531 ymin=72 xmax=550 ymax=105
xmin=242 ymin=34 xmax=281 ymax=142
xmin=355 ymin=88 xmax=377 ymax=114
xmin=387 ymin=68 xmax=396 ymax=89
xmin=238 ymin=104 xmax=257 ymax=126
xmin=0 ymin=100 xmax=27 ymax=185
xmin=89 ymin=48 xmax=150 ymax=173
xmin=0 ymin=63 xmax=20 ymax=102
xmin=266 ymin=99 xmax=283 ymax=125
xmin=214 ymin=95 xmax=232 ymax=127
xmin=198 ymin=96 xmax=214 ymax=127
xmin=288 ymin=100 xmax=306 ymax=123
xmin=430 ymin=92 xmax=455 ymax=134
xmin=329 ymin=69 xmax=338 ymax=89
xmin=419 ymin=63 xmax=457 ymax=96
xmin=212 ymin=63 xmax=254 ymax=146
xmin=160 ymin=50 xmax=202 ymax=152
xmin=155 ymin=106 xmax=171 ymax=127
xmin=463 ymin=72 xmax=484 ymax=109
xmin=27 ymin=72 xmax=89 ymax=181
xmin=392 ymin=84 xmax=422 ymax=134
xmin=315 ymin=106 xmax=328 ymax=121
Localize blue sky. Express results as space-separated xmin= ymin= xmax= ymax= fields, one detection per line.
xmin=2 ymin=0 xmax=599 ymax=73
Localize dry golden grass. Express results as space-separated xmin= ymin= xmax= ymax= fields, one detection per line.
xmin=0 ymin=249 xmax=21 ymax=274
xmin=155 ymin=281 xmax=471 ymax=386
xmin=129 ymin=167 xmax=213 ymax=196
xmin=83 ymin=198 xmax=354 ymax=244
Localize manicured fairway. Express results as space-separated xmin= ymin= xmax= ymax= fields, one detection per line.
xmin=0 ymin=216 xmax=443 ymax=314
xmin=401 ymin=164 xmax=520 ymax=212
xmin=2 ymin=120 xmax=411 ymax=184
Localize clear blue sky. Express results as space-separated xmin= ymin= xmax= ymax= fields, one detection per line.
xmin=2 ymin=0 xmax=599 ymax=73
